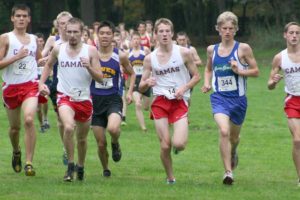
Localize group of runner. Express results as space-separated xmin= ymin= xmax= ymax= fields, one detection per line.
xmin=1 ymin=4 xmax=300 ymax=186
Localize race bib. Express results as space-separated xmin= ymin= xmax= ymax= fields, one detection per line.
xmin=69 ymin=87 xmax=89 ymax=101
xmin=14 ymin=60 xmax=31 ymax=75
xmin=286 ymin=74 xmax=300 ymax=94
xmin=133 ymin=66 xmax=143 ymax=75
xmin=165 ymin=87 xmax=176 ymax=99
xmin=217 ymin=76 xmax=237 ymax=92
xmin=95 ymin=78 xmax=113 ymax=89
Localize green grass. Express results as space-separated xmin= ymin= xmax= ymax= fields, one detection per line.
xmin=0 ymin=50 xmax=299 ymax=199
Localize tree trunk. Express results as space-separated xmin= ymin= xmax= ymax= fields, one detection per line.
xmin=81 ymin=0 xmax=95 ymax=25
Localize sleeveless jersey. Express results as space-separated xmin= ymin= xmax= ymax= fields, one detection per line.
xmin=57 ymin=43 xmax=92 ymax=101
xmin=140 ymin=35 xmax=151 ymax=48
xmin=128 ymin=46 xmax=145 ymax=77
xmin=281 ymin=49 xmax=300 ymax=96
xmin=2 ymin=32 xmax=38 ymax=84
xmin=90 ymin=48 xmax=122 ymax=96
xmin=212 ymin=41 xmax=247 ymax=97
xmin=151 ymin=44 xmax=190 ymax=100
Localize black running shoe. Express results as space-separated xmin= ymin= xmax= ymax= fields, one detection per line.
xmin=223 ymin=171 xmax=234 ymax=185
xmin=76 ymin=165 xmax=84 ymax=181
xmin=111 ymin=142 xmax=122 ymax=162
xmin=64 ymin=163 xmax=75 ymax=182
xmin=12 ymin=149 xmax=22 ymax=173
xmin=103 ymin=169 xmax=111 ymax=177
xmin=24 ymin=162 xmax=36 ymax=176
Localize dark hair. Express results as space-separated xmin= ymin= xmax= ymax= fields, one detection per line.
xmin=132 ymin=31 xmax=140 ymax=37
xmin=11 ymin=4 xmax=31 ymax=16
xmin=145 ymin=20 xmax=153 ymax=25
xmin=136 ymin=20 xmax=146 ymax=29
xmin=67 ymin=17 xmax=84 ymax=32
xmin=35 ymin=32 xmax=44 ymax=39
xmin=97 ymin=20 xmax=115 ymax=33
xmin=176 ymin=31 xmax=187 ymax=38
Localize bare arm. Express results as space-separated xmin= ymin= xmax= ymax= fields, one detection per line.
xmin=190 ymin=46 xmax=202 ymax=67
xmin=231 ymin=43 xmax=259 ymax=77
xmin=268 ymin=53 xmax=283 ymax=90
xmin=144 ymin=46 xmax=151 ymax=56
xmin=0 ymin=34 xmax=30 ymax=69
xmin=139 ymin=54 xmax=154 ymax=93
xmin=41 ymin=35 xmax=55 ymax=57
xmin=201 ymin=45 xmax=214 ymax=93
xmin=120 ymin=51 xmax=136 ymax=104
xmin=175 ymin=47 xmax=200 ymax=99
xmin=39 ymin=45 xmax=58 ymax=96
xmin=80 ymin=46 xmax=103 ymax=83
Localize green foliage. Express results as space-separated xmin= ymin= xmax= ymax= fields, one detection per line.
xmin=248 ymin=25 xmax=285 ymax=50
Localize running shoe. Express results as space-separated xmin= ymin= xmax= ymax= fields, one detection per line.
xmin=24 ymin=162 xmax=35 ymax=176
xmin=43 ymin=121 xmax=50 ymax=129
xmin=121 ymin=121 xmax=127 ymax=126
xmin=167 ymin=178 xmax=176 ymax=184
xmin=64 ymin=163 xmax=75 ymax=182
xmin=223 ymin=171 xmax=234 ymax=185
xmin=173 ymin=147 xmax=179 ymax=155
xmin=103 ymin=169 xmax=111 ymax=177
xmin=12 ymin=148 xmax=22 ymax=173
xmin=111 ymin=142 xmax=122 ymax=162
xmin=76 ymin=165 xmax=84 ymax=181
xmin=40 ymin=125 xmax=46 ymax=133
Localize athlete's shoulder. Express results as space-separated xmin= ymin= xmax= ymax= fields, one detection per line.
xmin=273 ymin=51 xmax=283 ymax=63
xmin=238 ymin=42 xmax=252 ymax=51
xmin=206 ymin=44 xmax=215 ymax=55
xmin=0 ymin=33 xmax=9 ymax=44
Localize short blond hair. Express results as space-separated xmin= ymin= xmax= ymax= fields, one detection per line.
xmin=216 ymin=11 xmax=239 ymax=31
xmin=284 ymin=22 xmax=300 ymax=33
xmin=154 ymin=18 xmax=174 ymax=34
xmin=56 ymin=11 xmax=72 ymax=21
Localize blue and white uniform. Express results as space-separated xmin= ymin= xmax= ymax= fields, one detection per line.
xmin=210 ymin=41 xmax=248 ymax=125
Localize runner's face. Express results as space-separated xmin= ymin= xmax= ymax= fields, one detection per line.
xmin=11 ymin=10 xmax=30 ymax=29
xmin=156 ymin=23 xmax=173 ymax=45
xmin=284 ymin=25 xmax=300 ymax=46
xmin=98 ymin=26 xmax=113 ymax=47
xmin=131 ymin=35 xmax=141 ymax=47
xmin=218 ymin=21 xmax=236 ymax=41
xmin=82 ymin=31 xmax=89 ymax=42
xmin=66 ymin=24 xmax=82 ymax=46
xmin=138 ymin=24 xmax=146 ymax=35
xmin=113 ymin=36 xmax=121 ymax=47
xmin=146 ymin=23 xmax=152 ymax=32
xmin=176 ymin=35 xmax=187 ymax=46
xmin=58 ymin=16 xmax=71 ymax=34
xmin=37 ymin=38 xmax=45 ymax=49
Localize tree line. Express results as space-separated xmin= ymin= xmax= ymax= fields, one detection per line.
xmin=0 ymin=0 xmax=299 ymax=47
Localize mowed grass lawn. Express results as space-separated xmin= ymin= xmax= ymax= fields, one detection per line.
xmin=0 ymin=49 xmax=299 ymax=199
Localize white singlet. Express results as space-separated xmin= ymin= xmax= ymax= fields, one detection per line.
xmin=57 ymin=43 xmax=92 ymax=101
xmin=150 ymin=44 xmax=190 ymax=100
xmin=2 ymin=32 xmax=38 ymax=84
xmin=281 ymin=49 xmax=300 ymax=96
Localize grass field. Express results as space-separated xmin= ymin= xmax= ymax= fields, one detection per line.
xmin=0 ymin=49 xmax=299 ymax=199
